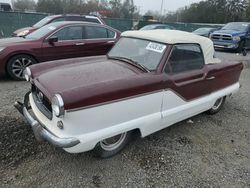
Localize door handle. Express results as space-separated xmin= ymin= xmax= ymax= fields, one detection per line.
xmin=75 ymin=43 xmax=85 ymax=46
xmin=106 ymin=41 xmax=115 ymax=44
xmin=206 ymin=76 xmax=215 ymax=80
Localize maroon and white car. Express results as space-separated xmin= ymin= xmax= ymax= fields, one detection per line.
xmin=15 ymin=30 xmax=243 ymax=158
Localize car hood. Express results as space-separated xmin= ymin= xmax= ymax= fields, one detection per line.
xmin=31 ymin=56 xmax=164 ymax=110
xmin=13 ymin=27 xmax=36 ymax=35
xmin=212 ymin=29 xmax=246 ymax=36
xmin=0 ymin=37 xmax=34 ymax=47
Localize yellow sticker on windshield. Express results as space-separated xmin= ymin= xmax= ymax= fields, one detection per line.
xmin=146 ymin=42 xmax=166 ymax=53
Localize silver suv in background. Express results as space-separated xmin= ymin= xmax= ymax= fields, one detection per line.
xmin=12 ymin=14 xmax=106 ymax=37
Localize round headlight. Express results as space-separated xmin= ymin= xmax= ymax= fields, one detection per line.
xmin=24 ymin=67 xmax=31 ymax=82
xmin=52 ymin=94 xmax=65 ymax=117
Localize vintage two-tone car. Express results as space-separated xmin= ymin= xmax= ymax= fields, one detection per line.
xmin=15 ymin=30 xmax=243 ymax=158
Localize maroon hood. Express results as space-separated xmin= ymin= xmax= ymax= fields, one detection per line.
xmin=31 ymin=56 xmax=164 ymax=110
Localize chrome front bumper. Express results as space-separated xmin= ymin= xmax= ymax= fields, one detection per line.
xmin=14 ymin=92 xmax=80 ymax=148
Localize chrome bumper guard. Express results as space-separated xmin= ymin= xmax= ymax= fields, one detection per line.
xmin=14 ymin=92 xmax=80 ymax=148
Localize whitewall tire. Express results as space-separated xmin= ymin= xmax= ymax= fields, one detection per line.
xmin=208 ymin=97 xmax=226 ymax=115
xmin=94 ymin=131 xmax=132 ymax=158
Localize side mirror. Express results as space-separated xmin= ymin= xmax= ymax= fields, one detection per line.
xmin=48 ymin=36 xmax=58 ymax=44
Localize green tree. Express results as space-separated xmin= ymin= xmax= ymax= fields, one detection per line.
xmin=36 ymin=0 xmax=64 ymax=14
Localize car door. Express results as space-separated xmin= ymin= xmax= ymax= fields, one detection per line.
xmin=41 ymin=25 xmax=85 ymax=61
xmin=161 ymin=44 xmax=211 ymax=126
xmin=82 ymin=25 xmax=117 ymax=56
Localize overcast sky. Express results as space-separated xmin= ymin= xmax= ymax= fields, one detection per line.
xmin=134 ymin=0 xmax=202 ymax=14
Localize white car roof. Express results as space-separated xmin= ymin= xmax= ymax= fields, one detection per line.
xmin=121 ymin=30 xmax=221 ymax=64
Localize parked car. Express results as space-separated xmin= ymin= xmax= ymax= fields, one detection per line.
xmin=210 ymin=22 xmax=250 ymax=52
xmin=0 ymin=3 xmax=12 ymax=11
xmin=192 ymin=27 xmax=218 ymax=37
xmin=140 ymin=24 xmax=175 ymax=30
xmin=15 ymin=30 xmax=243 ymax=158
xmin=12 ymin=14 xmax=106 ymax=37
xmin=0 ymin=21 xmax=120 ymax=80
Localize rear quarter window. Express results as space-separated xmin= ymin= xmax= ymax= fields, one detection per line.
xmin=85 ymin=26 xmax=113 ymax=39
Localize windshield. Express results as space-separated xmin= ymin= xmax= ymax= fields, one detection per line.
xmin=108 ymin=37 xmax=167 ymax=70
xmin=194 ymin=28 xmax=212 ymax=33
xmin=140 ymin=25 xmax=172 ymax=30
xmin=26 ymin=23 xmax=60 ymax=39
xmin=140 ymin=25 xmax=155 ymax=30
xmin=33 ymin=17 xmax=53 ymax=28
xmin=222 ymin=23 xmax=249 ymax=32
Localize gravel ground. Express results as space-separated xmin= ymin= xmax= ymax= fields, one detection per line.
xmin=0 ymin=52 xmax=250 ymax=188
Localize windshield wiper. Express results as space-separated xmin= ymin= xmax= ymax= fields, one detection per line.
xmin=108 ymin=56 xmax=150 ymax=72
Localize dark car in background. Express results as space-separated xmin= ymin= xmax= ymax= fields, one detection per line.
xmin=0 ymin=21 xmax=120 ymax=80
xmin=210 ymin=22 xmax=250 ymax=52
xmin=0 ymin=3 xmax=12 ymax=11
xmin=192 ymin=27 xmax=218 ymax=37
xmin=139 ymin=24 xmax=175 ymax=31
xmin=12 ymin=14 xmax=106 ymax=37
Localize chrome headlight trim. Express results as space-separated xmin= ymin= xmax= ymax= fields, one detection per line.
xmin=52 ymin=94 xmax=65 ymax=117
xmin=24 ymin=67 xmax=32 ymax=82
xmin=17 ymin=30 xmax=30 ymax=37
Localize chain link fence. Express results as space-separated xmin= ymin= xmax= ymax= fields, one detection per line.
xmin=0 ymin=11 xmax=223 ymax=38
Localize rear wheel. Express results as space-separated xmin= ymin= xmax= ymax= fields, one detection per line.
xmin=207 ymin=97 xmax=226 ymax=115
xmin=93 ymin=131 xmax=132 ymax=158
xmin=7 ymin=54 xmax=36 ymax=81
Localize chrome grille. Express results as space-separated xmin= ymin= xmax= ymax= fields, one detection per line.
xmin=211 ymin=34 xmax=232 ymax=41
xmin=31 ymin=85 xmax=52 ymax=119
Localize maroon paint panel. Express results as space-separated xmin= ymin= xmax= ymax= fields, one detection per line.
xmin=32 ymin=54 xmax=243 ymax=110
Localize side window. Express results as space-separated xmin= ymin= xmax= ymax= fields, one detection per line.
xmin=52 ymin=26 xmax=83 ymax=41
xmin=85 ymin=26 xmax=108 ymax=39
xmin=50 ymin=17 xmax=66 ymax=23
xmin=107 ymin=29 xmax=116 ymax=38
xmin=165 ymin=44 xmax=204 ymax=74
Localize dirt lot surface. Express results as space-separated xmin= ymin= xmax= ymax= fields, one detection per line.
xmin=0 ymin=52 xmax=250 ymax=188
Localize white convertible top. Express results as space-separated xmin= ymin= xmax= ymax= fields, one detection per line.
xmin=121 ymin=30 xmax=221 ymax=64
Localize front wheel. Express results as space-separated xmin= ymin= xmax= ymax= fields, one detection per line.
xmin=93 ymin=131 xmax=132 ymax=158
xmin=7 ymin=55 xmax=37 ymax=81
xmin=207 ymin=97 xmax=226 ymax=115
xmin=236 ymin=40 xmax=244 ymax=53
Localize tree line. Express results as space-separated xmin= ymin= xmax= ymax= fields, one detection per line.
xmin=11 ymin=0 xmax=250 ymax=23
xmin=161 ymin=0 xmax=250 ymax=23
xmin=11 ymin=0 xmax=139 ymax=19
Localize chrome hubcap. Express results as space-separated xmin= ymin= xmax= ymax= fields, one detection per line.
xmin=12 ymin=58 xmax=33 ymax=79
xmin=100 ymin=133 xmax=127 ymax=151
xmin=212 ymin=98 xmax=223 ymax=110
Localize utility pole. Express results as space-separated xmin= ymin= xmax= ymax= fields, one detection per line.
xmin=160 ymin=0 xmax=164 ymax=22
